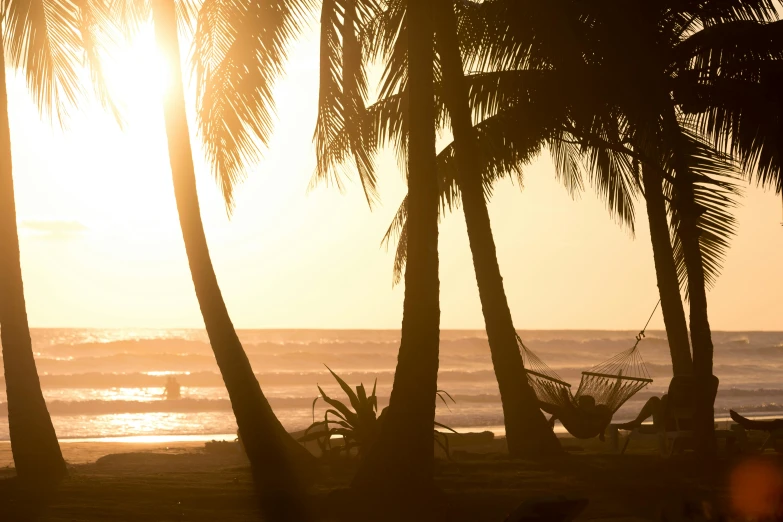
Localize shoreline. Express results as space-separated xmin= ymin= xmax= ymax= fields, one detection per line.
xmin=1 ymin=411 xmax=780 ymax=445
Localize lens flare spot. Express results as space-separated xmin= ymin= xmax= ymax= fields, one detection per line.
xmin=731 ymin=458 xmax=783 ymax=519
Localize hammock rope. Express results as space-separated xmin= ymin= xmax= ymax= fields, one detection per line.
xmin=519 ymin=335 xmax=572 ymax=407
xmin=519 ymin=301 xmax=658 ymax=414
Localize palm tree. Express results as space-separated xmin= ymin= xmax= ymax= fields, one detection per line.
xmin=349 ymin=0 xmax=442 ymax=494
xmin=671 ymin=11 xmax=783 ymax=449
xmin=312 ymin=0 xmax=665 ymax=457
xmin=589 ymin=0 xmax=770 ymax=453
xmin=467 ymin=0 xmax=773 ymax=452
xmin=106 ymin=0 xmax=314 ymax=515
xmin=0 ymin=44 xmax=65 ymax=483
xmin=193 ymin=0 xmax=444 ymax=492
xmin=455 ymin=0 xmax=694 ymax=378
xmin=311 ymin=0 xmax=564 ymax=458
xmin=370 ymin=2 xmax=741 ymax=451
xmin=0 ymin=0 xmax=120 ymax=482
xmin=640 ymin=163 xmax=693 ymax=376
xmin=189 ymin=0 xmax=443 ymax=497
xmin=431 ymin=0 xmax=561 ymax=456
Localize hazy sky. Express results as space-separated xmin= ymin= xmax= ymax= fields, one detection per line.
xmin=8 ymin=26 xmax=783 ymax=331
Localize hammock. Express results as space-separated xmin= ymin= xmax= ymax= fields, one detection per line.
xmin=518 ymin=302 xmax=657 ymax=415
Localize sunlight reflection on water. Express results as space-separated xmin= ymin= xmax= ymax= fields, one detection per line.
xmin=1 ymin=329 xmax=782 ymax=443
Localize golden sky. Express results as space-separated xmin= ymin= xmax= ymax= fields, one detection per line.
xmin=9 ymin=27 xmax=783 ymax=331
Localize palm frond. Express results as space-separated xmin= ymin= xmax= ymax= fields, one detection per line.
xmin=577 ymin=119 xmax=639 ymax=232
xmin=458 ymin=0 xmax=584 ymax=75
xmin=310 ymin=88 xmax=410 ymax=193
xmin=110 ymin=0 xmax=149 ymax=40
xmin=679 ymin=71 xmax=783 ymax=195
xmin=77 ymin=0 xmax=123 ymax=126
xmin=376 ymin=3 xmax=406 ymax=102
xmin=313 ymin=0 xmax=379 ymax=206
xmin=383 ymin=106 xmax=548 ymax=286
xmin=193 ymin=0 xmax=315 ymax=211
xmin=341 ymin=0 xmax=377 ymax=204
xmin=176 ymin=0 xmax=200 ymax=34
xmin=675 ymin=19 xmax=783 ymax=76
xmin=664 ymin=124 xmax=743 ymax=293
xmin=683 ymin=0 xmax=777 ymax=26
xmin=5 ymin=0 xmax=86 ymax=121
xmin=313 ymin=0 xmax=346 ymax=194
xmin=549 ymin=135 xmax=584 ymax=199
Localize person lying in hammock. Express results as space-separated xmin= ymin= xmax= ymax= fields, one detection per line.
xmin=540 ymin=388 xmax=614 ymax=441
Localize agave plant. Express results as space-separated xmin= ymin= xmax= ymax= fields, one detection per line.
xmin=298 ymin=366 xmax=457 ymax=459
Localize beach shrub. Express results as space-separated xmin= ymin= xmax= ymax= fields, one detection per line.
xmin=298 ymin=366 xmax=457 ymax=459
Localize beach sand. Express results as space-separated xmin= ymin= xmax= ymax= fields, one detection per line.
xmin=0 ymin=433 xmax=781 ymax=521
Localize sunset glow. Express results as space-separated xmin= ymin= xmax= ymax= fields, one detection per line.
xmin=1 ymin=2 xmax=783 ymax=520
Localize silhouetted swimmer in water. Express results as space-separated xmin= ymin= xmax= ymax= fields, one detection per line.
xmin=540 ymin=388 xmax=614 ymax=440
xmin=164 ymin=376 xmax=181 ymax=400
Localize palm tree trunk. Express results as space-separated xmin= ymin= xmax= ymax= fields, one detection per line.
xmin=433 ymin=0 xmax=561 ymax=457
xmin=353 ymin=0 xmax=440 ymax=495
xmin=0 ymin=35 xmax=67 ymax=483
xmin=676 ymin=195 xmax=717 ymax=454
xmin=641 ymin=164 xmax=693 ymax=376
xmin=150 ymin=1 xmax=312 ymax=517
xmin=662 ymin=109 xmax=716 ymax=455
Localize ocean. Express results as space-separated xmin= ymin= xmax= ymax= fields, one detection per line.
xmin=1 ymin=329 xmax=782 ymax=441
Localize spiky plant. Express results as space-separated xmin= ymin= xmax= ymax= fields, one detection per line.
xmin=299 ymin=367 xmax=457 ymax=459
xmin=298 ymin=367 xmax=381 ymax=458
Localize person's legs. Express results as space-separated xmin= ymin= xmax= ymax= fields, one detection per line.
xmin=539 ymin=402 xmax=562 ymax=429
xmin=614 ymin=396 xmax=662 ymax=430
xmin=731 ymin=409 xmax=783 ymax=431
xmin=652 ymin=394 xmax=669 ymax=430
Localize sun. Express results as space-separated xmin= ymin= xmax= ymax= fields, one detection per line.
xmin=102 ymin=27 xmax=173 ymax=118
xmin=38 ymin=24 xmax=189 ymax=244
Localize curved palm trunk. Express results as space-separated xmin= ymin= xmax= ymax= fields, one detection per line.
xmin=641 ymin=164 xmax=693 ymax=377
xmin=0 ymin=37 xmax=67 ymax=483
xmin=151 ymin=1 xmax=312 ymax=517
xmin=676 ymin=199 xmax=716 ymax=454
xmin=433 ymin=0 xmax=561 ymax=457
xmin=662 ymin=110 xmax=716 ymax=455
xmin=353 ymin=0 xmax=440 ymax=495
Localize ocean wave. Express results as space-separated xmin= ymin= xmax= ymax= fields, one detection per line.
xmin=29 ymin=327 xmax=783 ymax=349
xmin=10 ymin=362 xmax=783 ymax=392
xmin=10 ymin=352 xmax=508 ymax=374
xmin=717 ymin=404 xmax=783 ymax=414
xmin=630 ymin=388 xmax=783 ymax=402
xmin=3 ymin=388 xmax=783 ymax=417
xmin=22 ymin=342 xmax=783 ymax=379
xmin=0 ymin=398 xmax=329 ymax=416
xmin=0 ymin=393 xmax=504 ymax=416
xmin=2 ymin=370 xmax=514 ymax=389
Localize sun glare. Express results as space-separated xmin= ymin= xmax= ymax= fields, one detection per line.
xmin=103 ymin=29 xmax=172 ymax=115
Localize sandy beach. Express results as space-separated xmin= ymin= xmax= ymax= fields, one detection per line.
xmin=1 ymin=432 xmax=781 ymax=521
